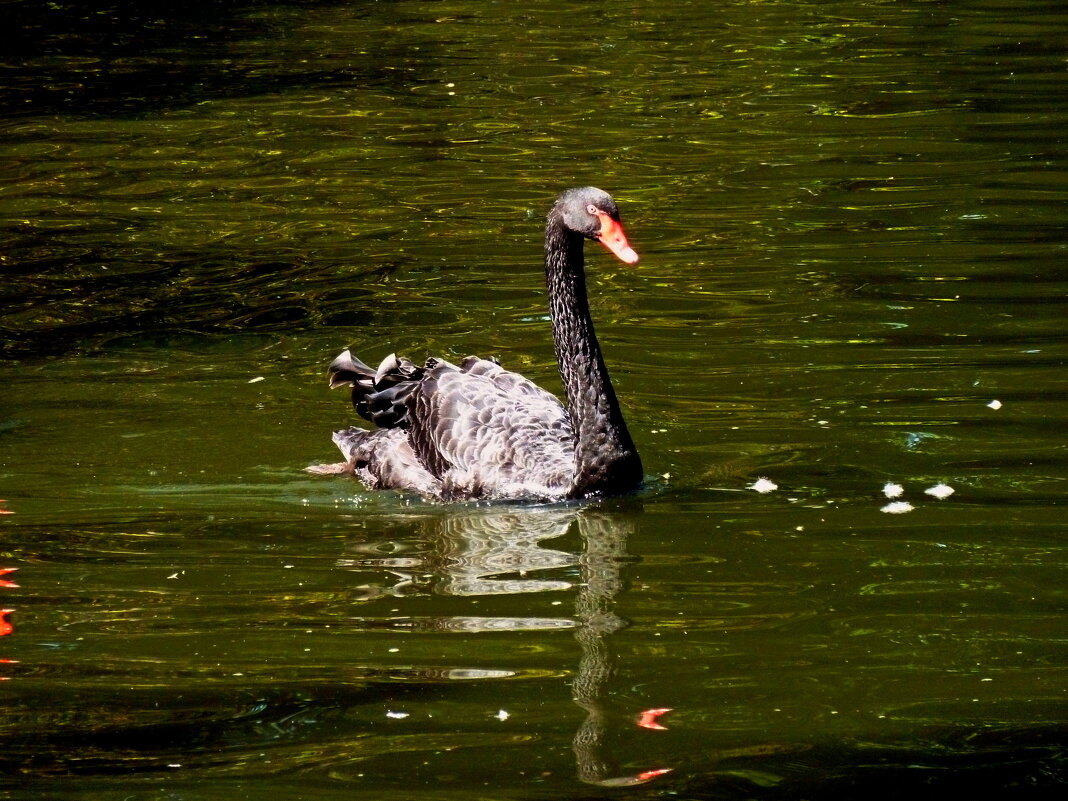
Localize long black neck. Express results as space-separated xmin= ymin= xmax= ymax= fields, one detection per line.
xmin=545 ymin=211 xmax=642 ymax=497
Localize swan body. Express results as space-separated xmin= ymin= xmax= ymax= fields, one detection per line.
xmin=310 ymin=187 xmax=643 ymax=502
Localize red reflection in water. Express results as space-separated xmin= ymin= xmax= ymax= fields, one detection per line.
xmin=637 ymin=768 xmax=673 ymax=781
xmin=636 ymin=707 xmax=672 ymax=730
xmin=0 ymin=569 xmax=15 ymax=679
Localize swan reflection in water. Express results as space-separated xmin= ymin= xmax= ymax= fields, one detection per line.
xmin=336 ymin=501 xmax=671 ymax=787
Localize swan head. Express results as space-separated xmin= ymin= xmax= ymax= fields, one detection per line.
xmin=556 ymin=186 xmax=639 ymax=264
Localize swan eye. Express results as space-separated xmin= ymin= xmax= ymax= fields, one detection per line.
xmin=586 ymin=204 xmax=600 ymax=216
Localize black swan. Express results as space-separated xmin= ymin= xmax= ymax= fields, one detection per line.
xmin=308 ymin=186 xmax=643 ymax=501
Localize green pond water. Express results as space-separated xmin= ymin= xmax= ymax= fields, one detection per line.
xmin=1 ymin=1 xmax=1066 ymax=798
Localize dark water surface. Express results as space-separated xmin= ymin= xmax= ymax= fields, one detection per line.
xmin=2 ymin=0 xmax=1066 ymax=798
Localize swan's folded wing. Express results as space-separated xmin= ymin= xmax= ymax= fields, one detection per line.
xmin=406 ymin=357 xmax=577 ymax=499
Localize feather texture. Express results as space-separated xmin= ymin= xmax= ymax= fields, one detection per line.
xmin=323 ymin=353 xmax=576 ymax=500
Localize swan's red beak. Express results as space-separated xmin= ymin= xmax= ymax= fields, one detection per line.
xmin=595 ymin=214 xmax=640 ymax=264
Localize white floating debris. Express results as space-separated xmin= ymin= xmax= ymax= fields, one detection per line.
xmin=925 ymin=483 xmax=955 ymax=500
xmin=386 ymin=711 xmax=409 ymax=719
xmin=750 ymin=477 xmax=778 ymax=494
xmin=987 ymin=399 xmax=1002 ymax=410
xmin=495 ymin=709 xmax=510 ymax=721
xmin=880 ymin=501 xmax=914 ymax=514
xmin=882 ymin=482 xmax=905 ymax=499
xmin=248 ymin=376 xmax=266 ymax=384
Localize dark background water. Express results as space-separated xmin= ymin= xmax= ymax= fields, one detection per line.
xmin=1 ymin=1 xmax=1066 ymax=798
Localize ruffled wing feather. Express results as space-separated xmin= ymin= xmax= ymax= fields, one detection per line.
xmin=410 ymin=357 xmax=576 ymax=499
xmin=322 ymin=350 xmax=577 ymax=500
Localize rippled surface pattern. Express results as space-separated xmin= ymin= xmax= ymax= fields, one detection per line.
xmin=1 ymin=1 xmax=1066 ymax=798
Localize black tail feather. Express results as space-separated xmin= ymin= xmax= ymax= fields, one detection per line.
xmin=327 ymin=349 xmax=426 ymax=429
xmin=327 ymin=350 xmax=376 ymax=389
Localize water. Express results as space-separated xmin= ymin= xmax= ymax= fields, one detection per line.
xmin=2 ymin=0 xmax=1066 ymax=798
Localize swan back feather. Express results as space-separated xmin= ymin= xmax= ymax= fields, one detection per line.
xmin=326 ymin=351 xmax=577 ymax=500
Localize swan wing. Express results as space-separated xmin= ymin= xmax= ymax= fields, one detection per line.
xmin=408 ymin=357 xmax=577 ymax=499
xmin=325 ymin=350 xmax=577 ymax=500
